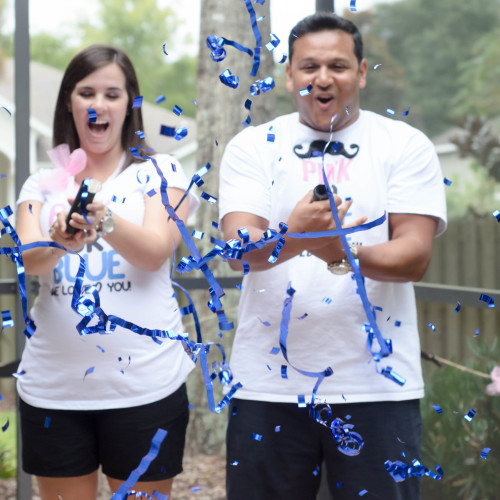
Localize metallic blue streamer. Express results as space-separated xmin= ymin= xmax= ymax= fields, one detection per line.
xmin=111 ymin=428 xmax=168 ymax=499
xmin=243 ymin=0 xmax=263 ymax=76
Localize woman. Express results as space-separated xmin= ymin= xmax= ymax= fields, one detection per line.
xmin=15 ymin=44 xmax=199 ymax=499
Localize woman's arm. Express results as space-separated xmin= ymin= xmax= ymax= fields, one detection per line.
xmin=91 ymin=187 xmax=189 ymax=272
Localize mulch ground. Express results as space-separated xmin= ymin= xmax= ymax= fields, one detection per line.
xmin=0 ymin=454 xmax=226 ymax=499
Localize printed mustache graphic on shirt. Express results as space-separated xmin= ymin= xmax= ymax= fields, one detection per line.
xmin=293 ymin=140 xmax=360 ymax=159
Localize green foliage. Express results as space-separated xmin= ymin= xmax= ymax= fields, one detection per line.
xmin=371 ymin=0 xmax=500 ymax=136
xmin=345 ymin=9 xmax=406 ymax=119
xmin=0 ymin=0 xmax=13 ymax=61
xmin=453 ymin=26 xmax=500 ymax=120
xmin=421 ymin=339 xmax=500 ymax=499
xmin=0 ymin=410 xmax=16 ymax=478
xmin=30 ymin=33 xmax=79 ymax=72
xmin=77 ymin=0 xmax=197 ymax=116
xmin=27 ymin=0 xmax=198 ymax=117
xmin=445 ymin=160 xmax=499 ymax=220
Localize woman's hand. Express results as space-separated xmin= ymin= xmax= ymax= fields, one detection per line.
xmin=49 ymin=199 xmax=104 ymax=252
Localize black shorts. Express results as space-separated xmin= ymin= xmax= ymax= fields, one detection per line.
xmin=19 ymin=384 xmax=189 ymax=480
xmin=226 ymin=398 xmax=422 ymax=500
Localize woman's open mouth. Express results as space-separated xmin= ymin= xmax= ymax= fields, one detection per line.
xmin=88 ymin=121 xmax=109 ymax=133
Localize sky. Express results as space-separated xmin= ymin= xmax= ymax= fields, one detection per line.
xmin=6 ymin=0 xmax=386 ymax=59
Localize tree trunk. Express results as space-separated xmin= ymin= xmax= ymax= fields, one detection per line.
xmin=185 ymin=0 xmax=275 ymax=456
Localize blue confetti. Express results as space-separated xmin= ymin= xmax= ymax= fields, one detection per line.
xmin=322 ymin=297 xmax=332 ymax=304
xmin=297 ymin=394 xmax=306 ymax=407
xmin=201 ymin=192 xmax=217 ymax=204
xmin=265 ymin=33 xmax=280 ymax=52
xmin=394 ymin=320 xmax=401 ymax=327
xmin=386 ymin=108 xmax=396 ymax=116
xmin=135 ymin=130 xmax=145 ymax=140
xmin=479 ymin=294 xmax=495 ymax=308
xmin=146 ymin=189 xmax=156 ymax=198
xmin=492 ymin=210 xmax=500 ymax=222
xmin=275 ymin=425 xmax=280 ymax=432
xmin=385 ymin=458 xmax=444 ymax=482
xmin=380 ymin=366 xmax=406 ymax=386
xmin=84 ymin=366 xmax=95 ymax=379
xmin=1 ymin=310 xmax=14 ymax=328
xmin=219 ymin=69 xmax=239 ymax=89
xmin=313 ymin=465 xmax=320 ymax=476
xmin=427 ymin=322 xmax=436 ymax=332
xmin=480 ymin=447 xmax=491 ymax=460
xmin=191 ymin=486 xmax=202 ymax=492
xmin=252 ymin=433 xmax=263 ymax=441
xmin=173 ymin=105 xmax=183 ymax=116
xmin=160 ymin=125 xmax=188 ymax=141
xmin=191 ymin=230 xmax=204 ymax=240
xmin=44 ymin=416 xmax=51 ymax=428
xmin=350 ymin=0 xmax=358 ymax=11
xmin=155 ymin=95 xmax=165 ymax=104
xmin=358 ymin=490 xmax=368 ymax=496
xmin=432 ymin=404 xmax=443 ymax=414
xmin=162 ymin=43 xmax=168 ymax=55
xmin=444 ymin=177 xmax=452 ymax=186
xmin=299 ymin=84 xmax=313 ymax=96
xmin=464 ymin=408 xmax=476 ymax=422
xmin=454 ymin=301 xmax=461 ymax=312
xmin=1 ymin=419 xmax=9 ymax=432
xmin=1 ymin=106 xmax=12 ymax=117
xmin=87 ymin=108 xmax=97 ymax=123
xmin=281 ymin=365 xmax=288 ymax=379
xmin=267 ymin=125 xmax=276 ymax=143
xmin=174 ymin=127 xmax=188 ymax=141
xmin=132 ymin=96 xmax=143 ymax=109
xmin=402 ymin=106 xmax=411 ymax=117
xmin=153 ymin=491 xmax=168 ymax=500
xmin=242 ymin=115 xmax=252 ymax=127
xmin=96 ymin=345 xmax=105 ymax=353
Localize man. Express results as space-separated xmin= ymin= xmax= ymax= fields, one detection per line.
xmin=218 ymin=12 xmax=446 ymax=500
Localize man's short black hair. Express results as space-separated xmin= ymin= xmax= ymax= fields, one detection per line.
xmin=288 ymin=12 xmax=363 ymax=65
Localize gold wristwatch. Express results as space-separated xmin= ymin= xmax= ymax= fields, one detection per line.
xmin=327 ymin=245 xmax=358 ymax=275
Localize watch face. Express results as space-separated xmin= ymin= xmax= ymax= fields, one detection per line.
xmin=101 ymin=216 xmax=115 ymax=234
xmin=330 ymin=263 xmax=349 ymax=275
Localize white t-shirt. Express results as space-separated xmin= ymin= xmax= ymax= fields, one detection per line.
xmin=16 ymin=154 xmax=200 ymax=410
xmin=219 ymin=111 xmax=447 ymax=404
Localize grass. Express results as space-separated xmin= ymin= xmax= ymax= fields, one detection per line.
xmin=0 ymin=410 xmax=17 ymax=478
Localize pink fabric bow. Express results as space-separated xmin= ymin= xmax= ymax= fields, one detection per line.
xmin=41 ymin=144 xmax=87 ymax=190
xmin=486 ymin=365 xmax=500 ymax=396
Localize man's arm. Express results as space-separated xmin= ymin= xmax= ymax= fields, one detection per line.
xmin=354 ymin=213 xmax=438 ymax=282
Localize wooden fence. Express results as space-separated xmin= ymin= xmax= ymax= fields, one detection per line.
xmin=417 ymin=216 xmax=500 ymax=363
